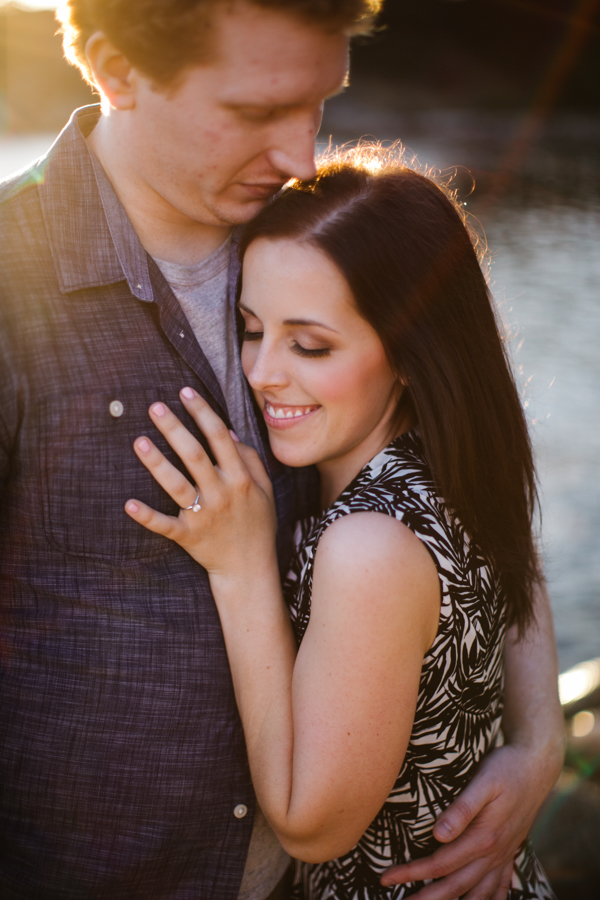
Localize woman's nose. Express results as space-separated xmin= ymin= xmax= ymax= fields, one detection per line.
xmin=246 ymin=347 xmax=289 ymax=393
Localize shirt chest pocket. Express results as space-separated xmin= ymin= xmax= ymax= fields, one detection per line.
xmin=37 ymin=390 xmax=188 ymax=562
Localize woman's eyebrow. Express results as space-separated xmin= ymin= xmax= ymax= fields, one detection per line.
xmin=283 ymin=318 xmax=340 ymax=334
xmin=238 ymin=304 xmax=340 ymax=334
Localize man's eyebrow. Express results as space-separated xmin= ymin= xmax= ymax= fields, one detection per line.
xmin=223 ymin=78 xmax=348 ymax=111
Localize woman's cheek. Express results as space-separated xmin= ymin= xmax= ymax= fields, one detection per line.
xmin=301 ymin=358 xmax=354 ymax=410
xmin=320 ymin=357 xmax=374 ymax=408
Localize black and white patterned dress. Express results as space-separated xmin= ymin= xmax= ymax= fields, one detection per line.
xmin=284 ymin=431 xmax=555 ymax=900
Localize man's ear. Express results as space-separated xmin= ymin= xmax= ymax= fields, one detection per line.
xmin=85 ymin=32 xmax=137 ymax=110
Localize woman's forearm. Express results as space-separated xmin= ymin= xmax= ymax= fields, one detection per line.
xmin=210 ymin=568 xmax=368 ymax=862
xmin=208 ymin=565 xmax=302 ymax=842
xmin=211 ymin=564 xmax=399 ymax=863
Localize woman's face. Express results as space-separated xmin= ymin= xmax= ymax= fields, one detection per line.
xmin=239 ymin=238 xmax=402 ymax=481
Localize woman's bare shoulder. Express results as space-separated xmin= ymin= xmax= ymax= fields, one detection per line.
xmin=312 ymin=511 xmax=441 ymax=650
xmin=317 ymin=510 xmax=435 ymax=575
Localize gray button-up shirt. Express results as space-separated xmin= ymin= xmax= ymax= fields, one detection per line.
xmin=0 ymin=105 xmax=305 ymax=899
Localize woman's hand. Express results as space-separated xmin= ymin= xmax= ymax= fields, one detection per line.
xmin=125 ymin=387 xmax=277 ymax=577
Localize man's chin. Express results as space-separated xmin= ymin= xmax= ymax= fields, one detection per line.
xmin=209 ymin=196 xmax=273 ymax=227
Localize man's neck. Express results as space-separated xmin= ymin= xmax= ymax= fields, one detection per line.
xmin=87 ymin=116 xmax=232 ymax=266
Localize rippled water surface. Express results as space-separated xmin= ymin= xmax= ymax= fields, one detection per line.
xmin=484 ymin=205 xmax=600 ymax=670
xmin=1 ymin=121 xmax=598 ymax=671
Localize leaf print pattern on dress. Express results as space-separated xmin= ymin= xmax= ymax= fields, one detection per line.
xmin=284 ymin=430 xmax=555 ymax=900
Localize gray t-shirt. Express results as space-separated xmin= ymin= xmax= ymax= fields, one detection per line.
xmin=154 ymin=237 xmax=255 ymax=445
xmin=153 ymin=241 xmax=291 ymax=900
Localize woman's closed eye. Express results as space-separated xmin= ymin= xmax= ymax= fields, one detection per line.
xmin=243 ymin=330 xmax=263 ymax=342
xmin=292 ymin=342 xmax=330 ymax=359
xmin=242 ymin=330 xmax=330 ymax=358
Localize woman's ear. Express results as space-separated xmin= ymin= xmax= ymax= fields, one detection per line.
xmin=85 ymin=32 xmax=137 ymax=111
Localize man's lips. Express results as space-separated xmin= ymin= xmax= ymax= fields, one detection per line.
xmin=263 ymin=401 xmax=320 ymax=429
xmin=238 ymin=182 xmax=285 ymax=199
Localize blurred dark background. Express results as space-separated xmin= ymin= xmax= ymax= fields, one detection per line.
xmin=0 ymin=1 xmax=598 ymax=133
xmin=351 ymin=0 xmax=600 ymax=110
xmin=320 ymin=0 xmax=600 ymax=203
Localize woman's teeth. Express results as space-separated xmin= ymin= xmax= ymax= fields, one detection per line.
xmin=265 ymin=402 xmax=316 ymax=420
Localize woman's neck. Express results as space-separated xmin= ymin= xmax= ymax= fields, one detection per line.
xmin=317 ymin=411 xmax=415 ymax=509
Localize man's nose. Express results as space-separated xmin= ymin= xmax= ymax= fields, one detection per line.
xmin=266 ymin=109 xmax=320 ymax=183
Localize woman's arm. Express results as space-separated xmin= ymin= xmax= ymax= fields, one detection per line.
xmin=126 ymin=391 xmax=440 ymax=863
xmin=381 ymin=581 xmax=564 ymax=900
xmin=213 ymin=511 xmax=440 ymax=862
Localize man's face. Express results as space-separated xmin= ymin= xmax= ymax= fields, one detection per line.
xmin=124 ymin=1 xmax=349 ymax=228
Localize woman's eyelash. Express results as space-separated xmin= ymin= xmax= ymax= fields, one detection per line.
xmin=241 ymin=331 xmax=330 ymax=358
xmin=292 ymin=343 xmax=330 ymax=359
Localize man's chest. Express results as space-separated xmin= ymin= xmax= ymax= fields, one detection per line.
xmin=13 ymin=284 xmax=225 ymax=563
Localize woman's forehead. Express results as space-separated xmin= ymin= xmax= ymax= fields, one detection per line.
xmin=241 ymin=239 xmax=358 ymax=324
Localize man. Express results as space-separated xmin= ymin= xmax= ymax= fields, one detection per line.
xmin=0 ymin=1 xmax=563 ymax=898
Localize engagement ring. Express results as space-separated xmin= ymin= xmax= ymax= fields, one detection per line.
xmin=183 ymin=492 xmax=201 ymax=513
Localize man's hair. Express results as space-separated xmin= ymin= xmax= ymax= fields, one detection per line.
xmin=56 ymin=0 xmax=382 ymax=87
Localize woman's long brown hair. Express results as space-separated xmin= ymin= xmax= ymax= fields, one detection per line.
xmin=239 ymin=148 xmax=541 ymax=632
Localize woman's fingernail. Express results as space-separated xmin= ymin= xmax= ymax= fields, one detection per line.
xmin=126 ymin=501 xmax=140 ymax=514
xmin=181 ymin=387 xmax=195 ymax=400
xmin=151 ymin=403 xmax=166 ymax=417
xmin=229 ymin=430 xmax=240 ymax=442
xmin=137 ymin=439 xmax=151 ymax=453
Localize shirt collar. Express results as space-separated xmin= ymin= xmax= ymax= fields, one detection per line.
xmin=37 ymin=105 xmax=154 ymax=302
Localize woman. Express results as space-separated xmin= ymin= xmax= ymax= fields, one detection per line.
xmin=125 ymin=150 xmax=555 ymax=899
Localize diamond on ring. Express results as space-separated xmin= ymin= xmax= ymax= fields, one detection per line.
xmin=184 ymin=492 xmax=202 ymax=513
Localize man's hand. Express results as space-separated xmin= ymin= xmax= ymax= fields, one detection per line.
xmin=381 ymin=740 xmax=561 ymax=899
xmin=382 ymin=582 xmax=564 ymax=900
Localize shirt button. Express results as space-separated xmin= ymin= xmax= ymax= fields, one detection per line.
xmin=233 ymin=804 xmax=248 ymax=819
xmin=109 ymin=400 xmax=124 ymax=418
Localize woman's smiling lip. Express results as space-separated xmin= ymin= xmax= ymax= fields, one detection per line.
xmin=263 ymin=400 xmax=321 ymax=429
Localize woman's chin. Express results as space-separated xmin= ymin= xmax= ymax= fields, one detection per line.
xmin=268 ymin=436 xmax=320 ymax=470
